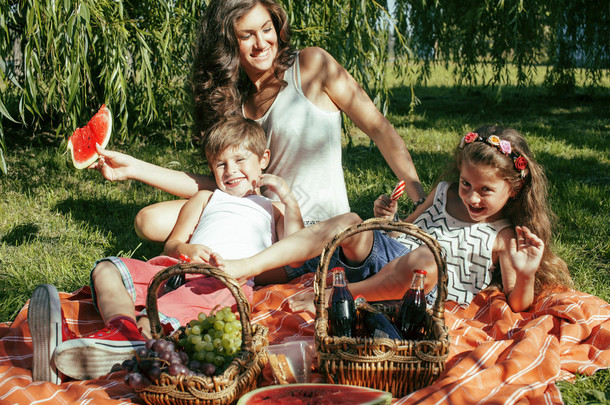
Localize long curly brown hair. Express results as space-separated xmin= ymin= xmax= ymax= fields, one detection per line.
xmin=442 ymin=125 xmax=573 ymax=296
xmin=192 ymin=0 xmax=297 ymax=146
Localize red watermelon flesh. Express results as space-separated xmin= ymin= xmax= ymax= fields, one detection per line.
xmin=237 ymin=384 xmax=392 ymax=405
xmin=67 ymin=105 xmax=112 ymax=169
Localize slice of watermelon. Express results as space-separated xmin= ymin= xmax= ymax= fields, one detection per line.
xmin=237 ymin=383 xmax=392 ymax=405
xmin=67 ymin=105 xmax=112 ymax=169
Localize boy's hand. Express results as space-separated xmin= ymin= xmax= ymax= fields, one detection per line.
xmin=509 ymin=226 xmax=543 ymax=279
xmin=373 ymin=194 xmax=398 ymax=220
xmin=180 ymin=244 xmax=214 ymax=264
xmin=207 ymin=251 xmax=225 ymax=269
xmin=257 ymin=174 xmax=293 ymax=202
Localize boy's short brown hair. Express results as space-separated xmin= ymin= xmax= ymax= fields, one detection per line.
xmin=203 ymin=115 xmax=268 ymax=165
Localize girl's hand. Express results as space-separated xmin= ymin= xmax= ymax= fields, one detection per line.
xmin=509 ymin=226 xmax=544 ymax=279
xmin=373 ymin=194 xmax=398 ymax=220
xmin=88 ymin=144 xmax=138 ymax=181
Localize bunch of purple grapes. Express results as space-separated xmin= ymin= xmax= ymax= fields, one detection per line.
xmin=122 ymin=337 xmax=217 ymax=389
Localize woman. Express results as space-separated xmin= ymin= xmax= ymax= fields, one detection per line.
xmin=93 ymin=0 xmax=426 ymax=242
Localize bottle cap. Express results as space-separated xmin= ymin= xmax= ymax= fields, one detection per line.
xmin=331 ymin=267 xmax=345 ymax=272
xmin=414 ymin=269 xmax=427 ymax=275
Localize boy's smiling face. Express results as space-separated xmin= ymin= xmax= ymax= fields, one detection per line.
xmin=211 ymin=145 xmax=270 ymax=197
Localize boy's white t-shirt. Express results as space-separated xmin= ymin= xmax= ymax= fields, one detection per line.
xmin=189 ymin=190 xmax=276 ymax=260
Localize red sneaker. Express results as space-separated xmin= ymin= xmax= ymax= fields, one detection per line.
xmin=29 ymin=284 xmax=68 ymax=384
xmin=53 ymin=317 xmax=146 ymax=380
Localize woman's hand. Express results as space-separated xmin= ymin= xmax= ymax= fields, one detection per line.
xmin=88 ymin=144 xmax=138 ymax=182
xmin=373 ymin=194 xmax=398 ymax=220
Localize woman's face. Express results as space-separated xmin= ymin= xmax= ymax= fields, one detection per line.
xmin=234 ymin=3 xmax=278 ymax=78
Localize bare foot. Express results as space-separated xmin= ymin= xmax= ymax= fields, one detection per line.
xmin=288 ymin=288 xmax=332 ymax=313
xmin=288 ymin=290 xmax=316 ymax=313
xmin=216 ymin=258 xmax=255 ymax=285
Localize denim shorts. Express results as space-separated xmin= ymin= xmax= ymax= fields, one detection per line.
xmin=285 ymin=230 xmax=411 ymax=283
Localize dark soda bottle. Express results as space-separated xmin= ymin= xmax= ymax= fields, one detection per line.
xmin=165 ymin=254 xmax=191 ymax=294
xmin=396 ymin=269 xmax=427 ymax=340
xmin=354 ymin=296 xmax=403 ymax=340
xmin=327 ymin=267 xmax=356 ymax=337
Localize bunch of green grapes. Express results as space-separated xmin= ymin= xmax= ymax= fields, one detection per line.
xmin=178 ymin=306 xmax=243 ymax=375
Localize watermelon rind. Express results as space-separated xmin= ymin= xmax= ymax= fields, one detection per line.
xmin=236 ymin=383 xmax=392 ymax=405
xmin=67 ymin=105 xmax=112 ymax=169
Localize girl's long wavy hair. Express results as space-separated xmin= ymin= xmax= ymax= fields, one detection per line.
xmin=192 ymin=0 xmax=297 ymax=145
xmin=442 ymin=125 xmax=572 ymax=296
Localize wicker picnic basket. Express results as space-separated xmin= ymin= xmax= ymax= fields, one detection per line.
xmin=314 ymin=218 xmax=450 ymax=397
xmin=135 ymin=262 xmax=269 ymax=405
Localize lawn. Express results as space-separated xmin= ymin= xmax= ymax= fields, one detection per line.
xmin=0 ymin=63 xmax=608 ymax=402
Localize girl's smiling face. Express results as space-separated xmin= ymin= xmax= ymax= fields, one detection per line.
xmin=212 ymin=145 xmax=270 ymax=197
xmin=458 ymin=160 xmax=516 ymax=223
xmin=235 ymin=3 xmax=278 ymax=80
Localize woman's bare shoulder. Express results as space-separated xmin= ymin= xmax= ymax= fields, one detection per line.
xmin=298 ymin=47 xmax=338 ymax=73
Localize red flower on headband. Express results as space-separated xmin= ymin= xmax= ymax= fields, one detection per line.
xmin=514 ymin=156 xmax=528 ymax=171
xmin=464 ymin=132 xmax=478 ymax=144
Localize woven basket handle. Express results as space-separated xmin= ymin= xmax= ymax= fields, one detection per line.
xmin=145 ymin=262 xmax=254 ymax=349
xmin=314 ymin=218 xmax=448 ymax=323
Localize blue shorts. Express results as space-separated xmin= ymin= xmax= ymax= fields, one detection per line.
xmin=285 ymin=230 xmax=411 ymax=283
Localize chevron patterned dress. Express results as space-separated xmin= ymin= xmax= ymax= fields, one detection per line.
xmin=395 ymin=181 xmax=511 ymax=305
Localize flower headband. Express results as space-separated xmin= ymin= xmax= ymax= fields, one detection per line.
xmin=459 ymin=132 xmax=528 ymax=178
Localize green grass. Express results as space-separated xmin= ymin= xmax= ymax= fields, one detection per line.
xmin=1 ymin=63 xmax=609 ymax=401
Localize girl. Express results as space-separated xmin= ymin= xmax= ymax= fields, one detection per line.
xmin=90 ymin=0 xmax=426 ymax=241
xmin=216 ymin=125 xmax=572 ymax=313
xmin=359 ymin=125 xmax=573 ymax=311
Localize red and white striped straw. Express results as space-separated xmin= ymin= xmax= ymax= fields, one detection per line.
xmin=390 ymin=180 xmax=406 ymax=201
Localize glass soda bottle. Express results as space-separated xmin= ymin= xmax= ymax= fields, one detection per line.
xmin=396 ymin=269 xmax=427 ymax=340
xmin=327 ymin=267 xmax=356 ymax=337
xmin=164 ymin=254 xmax=190 ymax=293
xmin=354 ymin=296 xmax=403 ymax=340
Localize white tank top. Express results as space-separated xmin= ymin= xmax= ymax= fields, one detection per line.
xmin=189 ymin=190 xmax=276 ymax=260
xmin=248 ymin=53 xmax=350 ymax=225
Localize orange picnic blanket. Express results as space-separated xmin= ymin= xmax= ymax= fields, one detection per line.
xmin=1 ymin=273 xmax=609 ymax=404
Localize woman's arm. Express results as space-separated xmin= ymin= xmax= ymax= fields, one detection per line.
xmin=164 ymin=190 xmax=215 ymax=262
xmin=91 ymin=145 xmax=216 ymax=198
xmin=298 ymin=47 xmax=426 ymax=204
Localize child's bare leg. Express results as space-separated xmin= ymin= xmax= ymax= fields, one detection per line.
xmin=53 ymin=261 xmax=147 ymax=381
xmin=134 ymin=199 xmax=186 ymax=243
xmin=92 ymin=261 xmax=153 ymax=339
xmin=290 ymin=244 xmax=439 ymax=313
xmin=338 ymin=231 xmax=375 ymax=266
xmin=349 ymin=244 xmax=438 ymax=302
xmin=221 ymin=213 xmax=363 ymax=282
xmin=287 ymin=231 xmax=375 ymax=313
xmin=91 ymin=261 xmax=137 ymax=322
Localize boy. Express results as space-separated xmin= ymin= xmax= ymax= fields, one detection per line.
xmin=29 ymin=116 xmax=306 ymax=382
